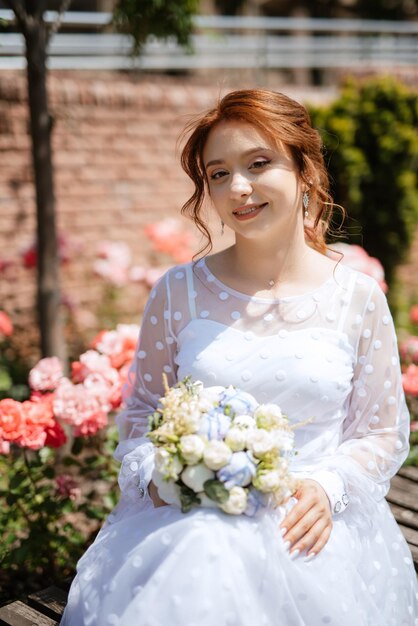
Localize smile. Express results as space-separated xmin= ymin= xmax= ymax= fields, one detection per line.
xmin=233 ymin=203 xmax=268 ymax=219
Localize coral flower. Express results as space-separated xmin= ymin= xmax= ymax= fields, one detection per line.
xmin=0 ymin=311 xmax=13 ymax=338
xmin=0 ymin=399 xmax=26 ymax=442
xmin=402 ymin=365 xmax=418 ymax=397
xmin=410 ymin=305 xmax=418 ymax=325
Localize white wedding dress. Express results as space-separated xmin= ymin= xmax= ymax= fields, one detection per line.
xmin=61 ymin=259 xmax=418 ymax=626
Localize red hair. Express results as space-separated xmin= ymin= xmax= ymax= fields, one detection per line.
xmin=180 ymin=89 xmax=335 ymax=255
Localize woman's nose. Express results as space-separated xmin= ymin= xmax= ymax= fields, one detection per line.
xmin=230 ymin=173 xmax=252 ymax=198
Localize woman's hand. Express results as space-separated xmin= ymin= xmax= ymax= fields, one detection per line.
xmin=148 ymin=480 xmax=168 ymax=508
xmin=280 ymin=479 xmax=332 ymax=560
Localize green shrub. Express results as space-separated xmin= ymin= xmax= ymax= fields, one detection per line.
xmin=310 ymin=77 xmax=418 ymax=285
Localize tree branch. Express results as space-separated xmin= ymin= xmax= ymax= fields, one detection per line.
xmin=2 ymin=0 xmax=28 ymax=32
xmin=47 ymin=0 xmax=72 ymax=41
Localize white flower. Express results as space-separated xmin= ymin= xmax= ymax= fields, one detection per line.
xmin=151 ymin=469 xmax=181 ymax=506
xmin=199 ymin=386 xmax=226 ymax=403
xmin=181 ymin=463 xmax=215 ymax=492
xmin=254 ymin=404 xmax=286 ymax=430
xmin=253 ymin=470 xmax=282 ymax=493
xmin=203 ymin=440 xmax=232 ymax=470
xmin=233 ymin=414 xmax=256 ymax=429
xmin=220 ymin=486 xmax=248 ymax=515
xmin=273 ymin=429 xmax=295 ymax=452
xmin=179 ymin=434 xmax=206 ymax=464
xmin=246 ymin=429 xmax=277 ymax=458
xmin=154 ymin=448 xmax=183 ymax=480
xmin=224 ymin=427 xmax=247 ymax=451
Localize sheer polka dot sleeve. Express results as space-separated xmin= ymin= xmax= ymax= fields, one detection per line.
xmin=113 ymin=274 xmax=178 ymax=503
xmin=311 ymin=282 xmax=410 ymax=521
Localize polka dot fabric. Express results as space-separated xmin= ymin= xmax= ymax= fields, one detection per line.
xmin=61 ymin=261 xmax=418 ymax=626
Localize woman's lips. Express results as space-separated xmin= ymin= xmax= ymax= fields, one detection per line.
xmin=233 ymin=203 xmax=268 ymax=221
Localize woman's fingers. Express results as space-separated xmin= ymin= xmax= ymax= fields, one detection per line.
xmin=280 ymin=479 xmax=333 ymax=557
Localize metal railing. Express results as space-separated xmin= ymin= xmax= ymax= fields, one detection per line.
xmin=1 ymin=10 xmax=417 ymax=70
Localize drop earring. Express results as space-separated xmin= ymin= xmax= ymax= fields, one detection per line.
xmin=303 ymin=190 xmax=310 ymax=218
xmin=221 ymin=220 xmax=225 ymax=236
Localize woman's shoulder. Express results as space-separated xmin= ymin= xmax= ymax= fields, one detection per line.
xmin=334 ymin=263 xmax=389 ymax=309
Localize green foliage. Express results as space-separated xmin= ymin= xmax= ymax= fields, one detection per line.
xmin=0 ymin=427 xmax=119 ymax=604
xmin=310 ymin=77 xmax=418 ymax=285
xmin=113 ymin=0 xmax=199 ymax=54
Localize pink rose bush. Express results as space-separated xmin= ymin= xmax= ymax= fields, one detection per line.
xmin=0 ymin=320 xmax=131 ymax=591
xmin=0 ymin=323 xmax=139 ymax=454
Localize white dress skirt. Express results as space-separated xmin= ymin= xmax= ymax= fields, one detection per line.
xmin=61 ymin=260 xmax=418 ymax=626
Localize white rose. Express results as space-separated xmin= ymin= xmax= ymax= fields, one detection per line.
xmin=246 ymin=429 xmax=277 ymax=458
xmin=220 ymin=486 xmax=248 ymax=515
xmin=253 ymin=470 xmax=282 ymax=493
xmin=233 ymin=414 xmax=256 ymax=429
xmin=224 ymin=427 xmax=247 ymax=452
xmin=199 ymin=386 xmax=226 ymax=403
xmin=152 ymin=469 xmax=181 ymax=506
xmin=154 ymin=448 xmax=183 ymax=480
xmin=179 ymin=434 xmax=206 ymax=464
xmin=203 ymin=440 xmax=232 ymax=470
xmin=181 ymin=463 xmax=215 ymax=492
xmin=273 ymin=429 xmax=295 ymax=452
xmin=254 ymin=404 xmax=285 ymax=430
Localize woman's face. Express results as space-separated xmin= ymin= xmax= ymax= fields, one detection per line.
xmin=203 ymin=120 xmax=303 ymax=241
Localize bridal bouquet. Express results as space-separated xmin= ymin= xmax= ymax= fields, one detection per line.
xmin=147 ymin=377 xmax=299 ymax=516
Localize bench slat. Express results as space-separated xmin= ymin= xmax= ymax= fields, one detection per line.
xmin=27 ymin=586 xmax=67 ymax=621
xmin=0 ymin=601 xmax=58 ymax=626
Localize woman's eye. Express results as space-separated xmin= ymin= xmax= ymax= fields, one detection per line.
xmin=210 ymin=170 xmax=228 ymax=180
xmin=250 ymin=159 xmax=271 ymax=169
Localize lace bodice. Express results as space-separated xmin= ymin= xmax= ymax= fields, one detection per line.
xmin=114 ymin=259 xmax=410 ymax=518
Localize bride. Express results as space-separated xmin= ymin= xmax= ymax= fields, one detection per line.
xmin=61 ymin=89 xmax=418 ymax=625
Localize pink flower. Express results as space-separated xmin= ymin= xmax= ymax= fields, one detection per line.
xmin=144 ymin=219 xmax=195 ymax=263
xmin=92 ymin=324 xmax=139 ymax=370
xmin=94 ymin=241 xmax=132 ymax=286
xmin=29 ymin=357 xmax=64 ymax=391
xmin=327 ymin=243 xmax=387 ymax=293
xmin=0 ymin=440 xmax=10 ymax=455
xmin=410 ymin=305 xmax=418 ymax=325
xmin=55 ymin=474 xmax=81 ymax=501
xmin=399 ymin=337 xmax=418 ymax=366
xmin=403 ymin=364 xmax=418 ymax=397
xmin=129 ymin=265 xmax=172 ymax=289
xmin=53 ymin=378 xmax=110 ymax=431
xmin=73 ymin=411 xmax=108 ymax=437
xmin=18 ymin=400 xmax=55 ymax=450
xmin=0 ymin=311 xmax=13 ymax=338
xmin=410 ymin=421 xmax=418 ymax=433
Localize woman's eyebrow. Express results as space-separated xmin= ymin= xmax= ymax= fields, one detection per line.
xmin=205 ymin=146 xmax=272 ymax=169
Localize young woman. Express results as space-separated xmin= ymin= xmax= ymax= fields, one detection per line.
xmin=61 ymin=89 xmax=418 ymax=626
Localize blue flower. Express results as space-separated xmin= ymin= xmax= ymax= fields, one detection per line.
xmin=218 ymin=388 xmax=258 ymax=417
xmin=244 ymin=487 xmax=270 ymax=517
xmin=217 ymin=451 xmax=256 ymax=489
xmin=198 ymin=408 xmax=231 ymax=440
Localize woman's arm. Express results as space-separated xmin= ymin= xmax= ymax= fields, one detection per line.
xmin=281 ymin=280 xmax=410 ymax=557
xmin=114 ymin=273 xmax=178 ymax=505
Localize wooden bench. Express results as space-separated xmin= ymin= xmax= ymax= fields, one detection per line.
xmin=1 ymin=467 xmax=417 ymax=625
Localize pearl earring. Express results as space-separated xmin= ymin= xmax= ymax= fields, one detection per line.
xmin=221 ymin=220 xmax=225 ymax=236
xmin=303 ymin=191 xmax=310 ymax=218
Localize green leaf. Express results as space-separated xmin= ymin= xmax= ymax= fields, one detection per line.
xmin=203 ymin=479 xmax=229 ymax=504
xmin=179 ymin=483 xmax=201 ymax=513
